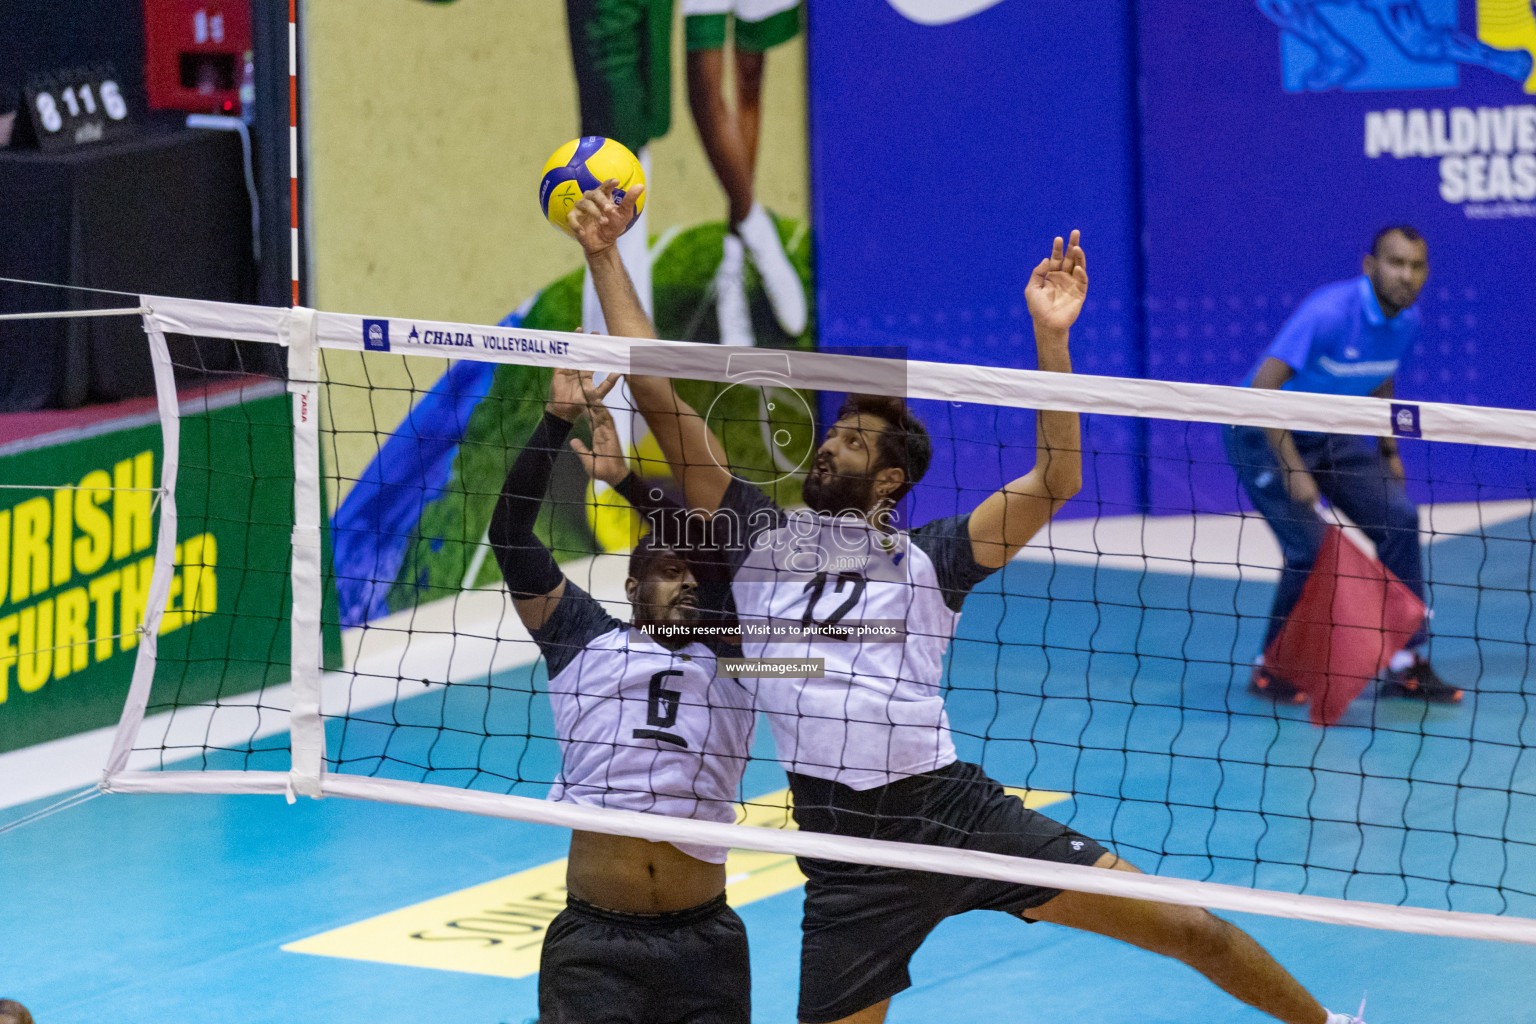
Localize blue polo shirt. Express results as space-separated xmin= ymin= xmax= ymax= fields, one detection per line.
xmin=1242 ymin=275 xmax=1420 ymax=396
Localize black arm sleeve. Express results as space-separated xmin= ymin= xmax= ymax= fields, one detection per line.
xmin=488 ymin=411 xmax=572 ymax=599
xmin=910 ymin=513 xmax=998 ymax=612
xmin=716 ymin=477 xmax=784 ymax=573
xmin=530 ymin=582 xmax=624 ymax=677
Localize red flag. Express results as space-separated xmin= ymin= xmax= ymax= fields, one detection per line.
xmin=1264 ymin=525 xmax=1426 ymax=726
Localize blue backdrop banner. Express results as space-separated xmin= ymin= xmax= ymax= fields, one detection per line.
xmin=809 ymin=0 xmax=1536 ymax=523
xmin=807 ymin=0 xmax=1144 ymax=525
xmin=1139 ymin=0 xmax=1536 ymax=513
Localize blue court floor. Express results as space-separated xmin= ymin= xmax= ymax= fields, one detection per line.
xmin=4 ymin=520 xmax=1536 ymax=1023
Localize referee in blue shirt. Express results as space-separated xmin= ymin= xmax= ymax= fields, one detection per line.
xmin=1226 ymin=226 xmax=1461 ymax=705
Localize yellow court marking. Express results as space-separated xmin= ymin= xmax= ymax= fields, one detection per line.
xmin=282 ymin=786 xmax=1069 ymax=979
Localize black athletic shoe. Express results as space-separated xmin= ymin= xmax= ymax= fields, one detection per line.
xmin=1380 ymin=659 xmax=1464 ymax=703
xmin=1248 ymin=665 xmax=1306 ymax=704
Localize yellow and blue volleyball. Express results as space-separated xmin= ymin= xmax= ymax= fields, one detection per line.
xmin=538 ymin=136 xmax=646 ymax=237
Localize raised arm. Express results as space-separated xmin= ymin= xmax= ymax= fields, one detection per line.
xmin=487 ymin=368 xmax=616 ymax=630
xmin=572 ymin=398 xmax=730 ymax=587
xmin=623 ymin=375 xmax=734 ymax=514
xmin=569 ymin=387 xmax=703 ymax=523
xmin=566 ymin=181 xmax=734 ymax=513
xmin=569 ymin=180 xmax=657 ymax=343
xmin=967 ymin=232 xmax=1088 ymax=569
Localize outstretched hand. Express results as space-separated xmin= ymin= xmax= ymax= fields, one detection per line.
xmin=568 ymin=179 xmax=645 ymax=258
xmin=1025 ymin=230 xmax=1088 ymax=335
xmin=546 ymin=366 xmax=618 ymax=423
xmin=569 ymin=393 xmax=630 ymax=487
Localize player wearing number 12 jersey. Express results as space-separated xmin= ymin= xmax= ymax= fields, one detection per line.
xmin=489 ymin=366 xmax=755 ymax=1024
xmin=567 ymin=179 xmax=1366 ymax=1024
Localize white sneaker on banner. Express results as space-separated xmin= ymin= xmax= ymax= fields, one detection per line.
xmin=715 ymin=233 xmax=755 ymax=347
xmin=1325 ymin=995 xmax=1368 ymax=1024
xmin=734 ymin=202 xmax=806 ymax=337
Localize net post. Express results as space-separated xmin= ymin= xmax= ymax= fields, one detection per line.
xmin=102 ymin=306 xmax=182 ymax=784
xmin=286 ymin=306 xmax=326 ymax=800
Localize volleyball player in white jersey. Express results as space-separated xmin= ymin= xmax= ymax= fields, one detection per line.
xmin=570 ymin=180 xmax=1367 ymax=1024
xmin=488 ymin=366 xmax=756 ymax=1024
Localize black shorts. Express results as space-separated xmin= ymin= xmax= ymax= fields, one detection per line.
xmin=789 ymin=760 xmax=1108 ymax=1024
xmin=538 ymin=893 xmax=751 ymax=1024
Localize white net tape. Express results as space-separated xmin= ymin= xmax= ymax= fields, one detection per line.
xmin=98 ymin=294 xmax=1536 ymax=945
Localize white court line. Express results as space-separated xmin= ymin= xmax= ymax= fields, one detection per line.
xmin=4 ymin=501 xmax=1531 ymax=814
xmin=1018 ymin=500 xmax=1535 ymax=581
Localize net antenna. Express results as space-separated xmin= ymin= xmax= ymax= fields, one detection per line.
xmin=95 ymin=294 xmax=1536 ymax=947
xmin=289 ymin=0 xmax=304 ymax=307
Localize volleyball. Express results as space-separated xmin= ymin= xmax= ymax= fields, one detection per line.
xmin=538 ymin=136 xmax=646 ymax=237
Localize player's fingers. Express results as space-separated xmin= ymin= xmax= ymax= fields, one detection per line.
xmin=617 ymin=182 xmax=645 ymax=218
xmin=588 ymin=404 xmax=616 ymax=433
xmin=1050 ymin=235 xmax=1064 ymax=269
xmin=590 ymin=374 xmax=620 ymax=401
xmin=1027 ymin=256 xmax=1051 ymax=287
xmin=569 ymin=438 xmax=593 ymax=462
xmin=599 ymin=178 xmax=620 ymax=200
xmin=569 ymin=195 xmax=603 ymax=233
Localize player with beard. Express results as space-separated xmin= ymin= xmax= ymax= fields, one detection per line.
xmin=567 ymin=179 xmax=1368 ymax=1024
xmin=488 ymin=365 xmax=755 ymax=1024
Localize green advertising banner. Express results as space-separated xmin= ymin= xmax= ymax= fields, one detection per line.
xmin=0 ymin=385 xmax=341 ymax=754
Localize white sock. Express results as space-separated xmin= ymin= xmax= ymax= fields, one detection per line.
xmin=581 ymin=261 xmax=605 ymax=335
xmin=618 ymin=148 xmax=653 ymax=317
xmin=602 ymin=376 xmax=636 ymax=462
xmin=731 ymin=200 xmax=806 ymax=336
xmin=1389 ymin=648 xmax=1417 ymax=672
xmin=734 ymin=201 xmax=774 ymax=248
xmin=580 ymin=148 xmax=654 ymax=335
xmin=715 ymin=233 xmax=754 ymax=347
xmin=1325 ymin=994 xmax=1368 ymax=1023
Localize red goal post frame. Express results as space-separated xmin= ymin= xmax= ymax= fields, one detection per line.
xmin=100 ymin=294 xmax=1536 ymax=947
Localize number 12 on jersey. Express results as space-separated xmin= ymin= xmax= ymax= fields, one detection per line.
xmin=801 ymin=571 xmax=868 ymax=631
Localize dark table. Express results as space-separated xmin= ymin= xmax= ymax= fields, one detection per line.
xmin=0 ymin=123 xmax=259 ymax=412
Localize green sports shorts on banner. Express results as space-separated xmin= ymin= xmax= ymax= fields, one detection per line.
xmin=566 ymin=0 xmax=675 ymax=153
xmin=684 ymin=0 xmax=800 ymax=52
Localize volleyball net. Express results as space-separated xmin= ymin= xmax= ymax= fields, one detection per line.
xmin=46 ymin=294 xmax=1536 ymax=944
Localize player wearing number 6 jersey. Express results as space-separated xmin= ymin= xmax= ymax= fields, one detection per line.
xmin=488 ymin=366 xmax=755 ymax=1024
xmin=567 ymin=179 xmax=1368 ymax=1024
